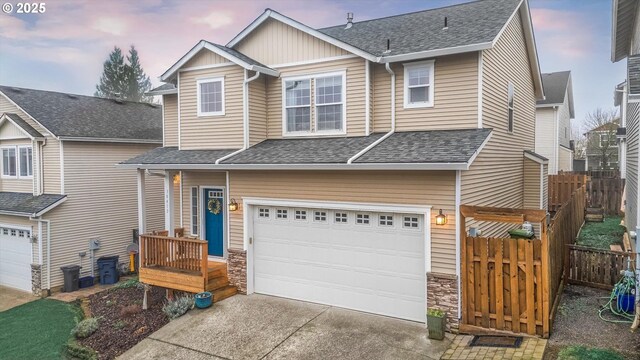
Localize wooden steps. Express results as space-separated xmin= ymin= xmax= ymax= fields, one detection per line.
xmin=205 ymin=261 xmax=237 ymax=302
xmin=213 ymin=285 xmax=237 ymax=302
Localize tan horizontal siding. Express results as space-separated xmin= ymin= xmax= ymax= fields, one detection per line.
xmin=163 ymin=94 xmax=178 ymax=147
xmin=235 ymin=18 xmax=350 ymax=65
xmin=228 ymin=170 xmax=457 ymax=274
xmin=523 ymin=157 xmax=541 ymax=209
xmin=461 ymin=13 xmax=536 ymax=236
xmin=0 ymin=95 xmax=46 ymax=135
xmin=0 ymin=138 xmax=33 ymax=193
xmin=179 ymin=66 xmax=244 ymax=150
xmin=180 ymin=171 xmax=226 ymax=237
xmin=249 ymin=74 xmax=267 ymax=146
xmin=183 ymin=49 xmax=230 ymax=68
xmin=372 ymin=53 xmax=479 ymax=133
xmin=542 ymin=164 xmax=548 ymax=210
xmin=266 ymin=57 xmax=366 ymax=138
xmin=534 ymin=108 xmax=556 ymax=174
xmin=42 ymin=142 xmax=163 ymax=289
xmin=42 ymin=139 xmax=61 ymax=193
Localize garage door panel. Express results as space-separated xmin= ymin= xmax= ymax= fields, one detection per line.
xmin=253 ymin=206 xmax=426 ymax=322
xmin=0 ymin=225 xmax=32 ymax=292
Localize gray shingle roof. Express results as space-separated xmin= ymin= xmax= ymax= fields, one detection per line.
xmin=0 ymin=192 xmax=66 ymax=216
xmin=629 ymin=54 xmax=640 ymax=97
xmin=317 ymin=0 xmax=520 ymax=58
xmin=524 ymin=150 xmax=549 ymax=162
xmin=0 ymin=86 xmax=162 ymax=141
xmin=147 ymin=83 xmax=177 ymax=96
xmin=222 ymin=134 xmax=385 ymax=164
xmin=355 ymin=129 xmax=491 ymax=163
xmin=3 ymin=113 xmax=44 ymax=138
xmin=207 ymin=42 xmax=271 ymax=69
xmin=537 ymin=71 xmax=571 ymax=105
xmin=121 ymin=146 xmax=239 ymax=165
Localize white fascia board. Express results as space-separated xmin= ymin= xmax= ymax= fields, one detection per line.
xmin=611 ymin=0 xmax=619 ymax=62
xmin=226 ymin=9 xmax=378 ymax=63
xmin=146 ymin=88 xmax=178 ymax=96
xmin=0 ymin=115 xmax=44 ymax=141
xmin=117 ymin=162 xmax=470 ymax=171
xmin=58 ymin=136 xmax=162 ymax=144
xmin=524 ymin=151 xmax=549 ymax=165
xmin=33 ymin=197 xmax=67 ymax=217
xmin=379 ymin=43 xmax=492 ymax=63
xmin=0 ymin=91 xmax=56 ymax=138
xmin=518 ymin=0 xmax=545 ymax=100
xmin=536 ymin=103 xmax=564 ymax=108
xmin=466 ymin=131 xmax=492 ymax=167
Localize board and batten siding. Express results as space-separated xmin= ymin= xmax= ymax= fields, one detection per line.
xmin=0 ymin=138 xmax=34 ymax=193
xmin=249 ymin=74 xmax=267 ymax=146
xmin=183 ymin=49 xmax=231 ymax=68
xmin=625 ymin=102 xmax=640 ymax=233
xmin=461 ymin=13 xmax=536 ymax=237
xmin=228 ymin=170 xmax=457 ymax=274
xmin=371 ymin=53 xmax=479 ymax=132
xmin=179 ymin=65 xmax=245 ymax=150
xmin=163 ymin=94 xmax=178 ymax=147
xmin=535 ymin=108 xmax=557 ymax=174
xmin=41 ymin=142 xmax=163 ymax=289
xmin=265 ymin=57 xmax=367 ymax=137
xmin=179 ymin=171 xmax=226 ymax=237
xmin=235 ymin=18 xmax=350 ymax=66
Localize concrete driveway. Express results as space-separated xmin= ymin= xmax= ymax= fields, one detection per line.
xmin=0 ymin=286 xmax=37 ymax=312
xmin=122 ymin=294 xmax=452 ymax=360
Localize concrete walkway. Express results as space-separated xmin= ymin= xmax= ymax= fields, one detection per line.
xmin=121 ymin=294 xmax=452 ymax=360
xmin=0 ymin=286 xmax=37 ymax=312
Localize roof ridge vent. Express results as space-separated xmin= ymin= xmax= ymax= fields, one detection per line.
xmin=345 ymin=12 xmax=353 ymax=29
xmin=66 ymin=94 xmax=78 ymax=99
xmin=443 ymin=16 xmax=448 ymax=30
xmin=383 ymin=38 xmax=391 ymax=54
xmin=146 ymin=103 xmax=159 ymax=108
xmin=112 ymin=98 xmax=124 ymax=104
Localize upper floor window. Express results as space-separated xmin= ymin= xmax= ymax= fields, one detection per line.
xmin=403 ymin=60 xmax=434 ymax=108
xmin=1 ymin=146 xmax=31 ymax=178
xmin=197 ymin=78 xmax=225 ymax=116
xmin=283 ymin=71 xmax=346 ymax=136
xmin=599 ymin=133 xmax=616 ymax=148
xmin=507 ymin=82 xmax=515 ymax=133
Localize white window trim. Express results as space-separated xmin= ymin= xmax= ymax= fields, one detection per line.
xmin=190 ymin=186 xmax=198 ymax=236
xmin=403 ymin=60 xmax=435 ymax=109
xmin=281 ymin=70 xmax=347 ymax=137
xmin=599 ymin=132 xmax=617 ymax=148
xmin=1 ymin=145 xmax=33 ymax=179
xmin=18 ymin=145 xmax=33 ymax=179
xmin=196 ymin=77 xmax=225 ymax=117
xmin=507 ymin=82 xmax=515 ymax=133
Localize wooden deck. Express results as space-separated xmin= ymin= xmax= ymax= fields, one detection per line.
xmin=138 ymin=234 xmax=237 ymax=302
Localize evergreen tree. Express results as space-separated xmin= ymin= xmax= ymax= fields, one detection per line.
xmin=95 ymin=45 xmax=153 ymax=103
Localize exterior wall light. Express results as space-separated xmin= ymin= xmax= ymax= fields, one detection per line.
xmin=435 ymin=209 xmax=447 ymax=225
xmin=172 ymin=173 xmax=180 ymax=185
xmin=228 ymin=198 xmax=239 ymax=212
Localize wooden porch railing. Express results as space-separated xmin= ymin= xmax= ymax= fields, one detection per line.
xmin=139 ymin=234 xmax=209 ymax=292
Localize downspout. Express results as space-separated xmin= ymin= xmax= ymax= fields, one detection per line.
xmin=348 ymin=63 xmax=396 ymax=164
xmin=554 ymin=106 xmax=559 ymax=174
xmin=215 ymin=70 xmax=261 ymax=164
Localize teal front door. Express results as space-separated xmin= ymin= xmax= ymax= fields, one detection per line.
xmin=203 ymin=188 xmax=224 ymax=257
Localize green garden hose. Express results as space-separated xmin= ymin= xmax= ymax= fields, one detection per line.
xmin=598 ymin=271 xmax=636 ymax=323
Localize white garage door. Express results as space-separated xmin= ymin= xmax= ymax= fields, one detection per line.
xmin=253 ymin=206 xmax=426 ymax=322
xmin=0 ymin=225 xmax=32 ymax=292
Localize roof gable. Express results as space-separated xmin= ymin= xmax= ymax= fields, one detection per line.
xmin=611 ymin=0 xmax=639 ymax=62
xmin=0 ymin=113 xmax=44 ymax=140
xmin=537 ymin=71 xmax=574 ymax=117
xmin=160 ymin=40 xmax=279 ymax=81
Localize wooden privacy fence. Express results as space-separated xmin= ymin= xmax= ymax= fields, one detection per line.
xmin=586 ymin=177 xmax=624 ymax=215
xmin=460 ymin=206 xmax=550 ymax=338
xmin=548 ymin=173 xmax=587 ymax=212
xmin=547 ymin=186 xmax=586 ymax=310
xmin=565 ymin=245 xmax=636 ymax=290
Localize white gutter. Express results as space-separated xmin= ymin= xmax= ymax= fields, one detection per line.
xmin=58 ymin=137 xmax=162 ymax=144
xmin=215 ymin=71 xmax=261 ymax=165
xmin=119 ymin=162 xmax=471 ymax=171
xmin=347 ymin=63 xmax=395 ymax=164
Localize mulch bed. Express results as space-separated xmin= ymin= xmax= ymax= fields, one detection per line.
xmin=544 ymin=284 xmax=640 ymax=360
xmin=79 ymin=285 xmax=169 ymax=360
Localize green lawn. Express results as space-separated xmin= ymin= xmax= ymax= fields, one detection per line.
xmin=558 ymin=345 xmax=625 ymax=360
xmin=576 ymin=216 xmax=625 ymax=249
xmin=0 ymin=299 xmax=82 ymax=360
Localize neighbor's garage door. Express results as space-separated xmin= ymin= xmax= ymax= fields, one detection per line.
xmin=253 ymin=206 xmax=426 ymax=322
xmin=0 ymin=225 xmax=32 ymax=292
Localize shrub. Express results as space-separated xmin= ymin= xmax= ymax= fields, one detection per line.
xmin=119 ymin=304 xmax=142 ymax=317
xmin=162 ymin=295 xmax=195 ymax=320
xmin=113 ymin=277 xmax=140 ymax=290
xmin=71 ymin=318 xmax=99 ymax=339
xmin=426 ymin=308 xmax=445 ymax=317
xmin=63 ymin=340 xmax=98 ymax=360
xmin=113 ymin=320 xmax=127 ymax=330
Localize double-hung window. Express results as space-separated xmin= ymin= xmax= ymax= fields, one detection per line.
xmin=2 ymin=146 xmax=32 ymax=178
xmin=197 ymin=78 xmax=225 ymax=116
xmin=404 ymin=60 xmax=434 ymax=108
xmin=283 ymin=72 xmax=345 ymax=135
xmin=507 ymin=82 xmax=515 ymax=133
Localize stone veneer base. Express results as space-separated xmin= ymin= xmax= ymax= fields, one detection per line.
xmin=427 ymin=272 xmax=460 ymax=333
xmin=31 ymin=264 xmax=42 ymax=297
xmin=227 ymin=249 xmax=247 ymax=294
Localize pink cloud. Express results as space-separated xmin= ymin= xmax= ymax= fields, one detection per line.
xmin=530 ymin=7 xmax=596 ymax=59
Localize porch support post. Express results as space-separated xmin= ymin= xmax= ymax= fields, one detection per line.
xmin=164 ymin=171 xmax=175 ymax=234
xmin=137 ymin=169 xmax=146 ymax=235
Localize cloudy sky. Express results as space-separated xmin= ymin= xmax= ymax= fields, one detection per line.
xmin=0 ymin=0 xmax=626 ymax=131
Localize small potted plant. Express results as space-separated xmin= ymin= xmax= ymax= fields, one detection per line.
xmin=426 ymin=308 xmax=446 ymax=340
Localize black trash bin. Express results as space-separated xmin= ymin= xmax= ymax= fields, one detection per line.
xmin=97 ymin=256 xmax=119 ymax=285
xmin=60 ymin=265 xmax=80 ymax=292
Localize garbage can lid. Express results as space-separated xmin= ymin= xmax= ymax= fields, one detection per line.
xmin=60 ymin=265 xmax=81 ymax=271
xmin=97 ymin=255 xmax=119 ymax=261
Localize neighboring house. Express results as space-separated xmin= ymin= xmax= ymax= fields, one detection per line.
xmin=535 ymin=71 xmax=575 ymax=174
xmin=584 ymin=121 xmax=620 ymax=171
xmin=122 ymin=0 xmax=545 ymax=330
xmin=0 ymin=86 xmax=164 ymax=295
xmin=612 ymin=0 xmax=640 ymax=242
